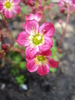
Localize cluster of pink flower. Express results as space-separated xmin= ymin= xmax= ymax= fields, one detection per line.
xmin=17 ymin=12 xmax=59 ymax=76
xmin=0 ymin=0 xmax=21 ymax=19
xmin=58 ymin=0 xmax=75 ymax=13
xmin=0 ymin=0 xmax=59 ymax=76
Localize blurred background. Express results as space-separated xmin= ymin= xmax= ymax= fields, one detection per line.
xmin=0 ymin=0 xmax=75 ymax=100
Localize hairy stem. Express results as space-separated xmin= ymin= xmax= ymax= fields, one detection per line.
xmin=2 ymin=15 xmax=16 ymax=43
xmin=57 ymin=12 xmax=70 ymax=51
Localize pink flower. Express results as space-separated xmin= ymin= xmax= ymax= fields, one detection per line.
xmin=0 ymin=0 xmax=21 ymax=19
xmin=0 ymin=1 xmax=3 ymax=11
xmin=58 ymin=0 xmax=75 ymax=13
xmin=25 ymin=12 xmax=42 ymax=22
xmin=25 ymin=49 xmax=59 ymax=76
xmin=22 ymin=0 xmax=34 ymax=6
xmin=58 ymin=0 xmax=72 ymax=7
xmin=17 ymin=20 xmax=55 ymax=54
xmin=39 ymin=0 xmax=42 ymax=3
xmin=72 ymin=0 xmax=75 ymax=9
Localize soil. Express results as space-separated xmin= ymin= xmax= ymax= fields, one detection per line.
xmin=0 ymin=12 xmax=75 ymax=100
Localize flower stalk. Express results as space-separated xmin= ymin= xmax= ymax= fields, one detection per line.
xmin=2 ymin=15 xmax=16 ymax=43
xmin=57 ymin=8 xmax=70 ymax=52
xmin=2 ymin=55 xmax=20 ymax=69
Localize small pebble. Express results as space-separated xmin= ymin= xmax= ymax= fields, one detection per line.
xmin=21 ymin=84 xmax=28 ymax=91
xmin=1 ymin=83 xmax=6 ymax=90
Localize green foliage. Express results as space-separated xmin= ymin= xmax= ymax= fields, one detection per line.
xmin=11 ymin=68 xmax=19 ymax=76
xmin=51 ymin=38 xmax=57 ymax=60
xmin=46 ymin=0 xmax=52 ymax=4
xmin=41 ymin=0 xmax=45 ymax=6
xmin=41 ymin=0 xmax=51 ymax=6
xmin=51 ymin=37 xmax=63 ymax=60
xmin=7 ymin=52 xmax=26 ymax=69
xmin=7 ymin=52 xmax=26 ymax=86
xmin=50 ymin=37 xmax=63 ymax=73
xmin=1 ymin=58 xmax=5 ymax=67
xmin=21 ymin=5 xmax=31 ymax=14
xmin=19 ymin=62 xmax=26 ymax=69
xmin=50 ymin=67 xmax=57 ymax=73
xmin=16 ymin=75 xmax=27 ymax=86
xmin=14 ymin=42 xmax=25 ymax=51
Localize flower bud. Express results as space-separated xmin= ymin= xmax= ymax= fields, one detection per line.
xmin=58 ymin=19 xmax=62 ymax=24
xmin=1 ymin=43 xmax=10 ymax=53
xmin=60 ymin=8 xmax=65 ymax=13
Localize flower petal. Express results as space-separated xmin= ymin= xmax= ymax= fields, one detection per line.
xmin=37 ymin=65 xmax=49 ymax=76
xmin=22 ymin=22 xmax=25 ymax=29
xmin=39 ymin=22 xmax=55 ymax=38
xmin=16 ymin=31 xmax=29 ymax=46
xmin=12 ymin=6 xmax=21 ymax=14
xmin=12 ymin=0 xmax=20 ymax=5
xmin=39 ymin=37 xmax=53 ymax=52
xmin=25 ymin=14 xmax=34 ymax=21
xmin=4 ymin=9 xmax=13 ymax=19
xmin=25 ymin=12 xmax=42 ymax=22
xmin=0 ymin=2 xmax=3 ymax=10
xmin=24 ymin=20 xmax=39 ymax=35
xmin=44 ymin=37 xmax=53 ymax=47
xmin=48 ymin=58 xmax=59 ymax=68
xmin=25 ymin=46 xmax=37 ymax=61
xmin=41 ymin=50 xmax=52 ymax=56
xmin=35 ymin=12 xmax=42 ymax=22
xmin=26 ymin=59 xmax=38 ymax=72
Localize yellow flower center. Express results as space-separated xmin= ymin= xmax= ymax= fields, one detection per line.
xmin=37 ymin=55 xmax=45 ymax=62
xmin=35 ymin=55 xmax=48 ymax=65
xmin=32 ymin=34 xmax=43 ymax=45
xmin=5 ymin=2 xmax=11 ymax=9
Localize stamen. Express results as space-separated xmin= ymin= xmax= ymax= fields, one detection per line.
xmin=37 ymin=55 xmax=45 ymax=61
xmin=35 ymin=55 xmax=48 ymax=65
xmin=32 ymin=34 xmax=43 ymax=45
xmin=5 ymin=1 xmax=11 ymax=9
